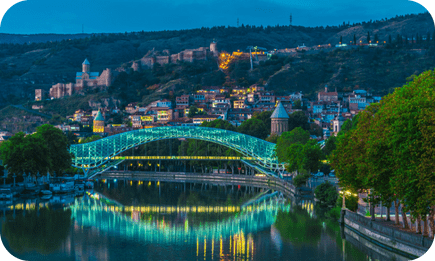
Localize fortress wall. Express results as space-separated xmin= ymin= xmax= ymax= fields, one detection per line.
xmin=141 ymin=57 xmax=155 ymax=68
xmin=156 ymin=56 xmax=170 ymax=65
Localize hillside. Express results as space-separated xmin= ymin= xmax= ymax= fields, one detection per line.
xmin=0 ymin=12 xmax=433 ymax=107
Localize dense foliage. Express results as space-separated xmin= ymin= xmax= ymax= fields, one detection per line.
xmin=330 ymin=70 xmax=435 ymax=236
xmin=0 ymin=124 xmax=72 ymax=176
xmin=275 ymin=127 xmax=323 ymax=187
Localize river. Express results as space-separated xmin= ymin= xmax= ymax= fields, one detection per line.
xmin=0 ymin=179 xmax=409 ymax=261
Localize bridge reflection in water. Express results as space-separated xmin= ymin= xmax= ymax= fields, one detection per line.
xmin=69 ymin=191 xmax=294 ymax=260
xmin=0 ymin=186 xmax=410 ymax=261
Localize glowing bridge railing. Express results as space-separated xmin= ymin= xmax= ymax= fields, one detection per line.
xmin=70 ymin=126 xmax=281 ymax=171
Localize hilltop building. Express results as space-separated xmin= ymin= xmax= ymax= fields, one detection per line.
xmin=139 ymin=42 xmax=218 ymax=69
xmin=93 ymin=110 xmax=105 ymax=133
xmin=318 ymin=85 xmax=338 ymax=102
xmin=40 ymin=59 xmax=113 ymax=100
xmin=271 ymin=101 xmax=289 ymax=135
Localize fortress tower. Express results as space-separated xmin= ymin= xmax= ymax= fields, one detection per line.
xmin=271 ymin=101 xmax=289 ymax=135
xmin=210 ymin=41 xmax=218 ymax=57
xmin=82 ymin=58 xmax=90 ymax=73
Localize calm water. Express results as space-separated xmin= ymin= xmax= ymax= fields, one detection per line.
xmin=0 ymin=179 xmax=408 ymax=261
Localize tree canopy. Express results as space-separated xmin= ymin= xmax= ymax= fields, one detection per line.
xmin=236 ymin=118 xmax=269 ymax=140
xmin=0 ymin=124 xmax=72 ymax=176
xmin=330 ymin=69 xmax=435 ymax=231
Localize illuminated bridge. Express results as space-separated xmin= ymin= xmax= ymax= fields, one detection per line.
xmin=70 ymin=126 xmax=284 ymax=176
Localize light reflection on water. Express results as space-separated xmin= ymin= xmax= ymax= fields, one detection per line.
xmin=0 ymin=179 xmax=409 ymax=261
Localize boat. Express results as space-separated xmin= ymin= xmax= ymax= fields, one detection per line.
xmin=49 ymin=194 xmax=75 ymax=209
xmin=40 ymin=195 xmax=52 ymax=200
xmin=0 ymin=189 xmax=13 ymax=200
xmin=49 ymin=177 xmax=75 ymax=194
xmin=74 ymin=179 xmax=85 ymax=192
xmin=40 ymin=190 xmax=53 ymax=195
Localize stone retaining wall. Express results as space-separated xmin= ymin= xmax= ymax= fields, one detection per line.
xmin=342 ymin=209 xmax=433 ymax=258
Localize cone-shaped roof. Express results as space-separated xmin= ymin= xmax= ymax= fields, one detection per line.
xmin=83 ymin=58 xmax=90 ymax=65
xmin=271 ymin=101 xmax=289 ymax=119
xmin=94 ymin=110 xmax=105 ymax=121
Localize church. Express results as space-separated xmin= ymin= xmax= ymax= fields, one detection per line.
xmin=36 ymin=59 xmax=113 ymax=100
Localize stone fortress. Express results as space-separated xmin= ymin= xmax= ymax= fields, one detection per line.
xmin=35 ymin=42 xmax=219 ymax=100
xmin=131 ymin=41 xmax=219 ymax=71
xmin=35 ymin=59 xmax=113 ymax=100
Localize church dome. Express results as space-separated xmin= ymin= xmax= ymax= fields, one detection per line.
xmin=271 ymin=101 xmax=289 ymax=119
xmin=94 ymin=110 xmax=105 ymax=121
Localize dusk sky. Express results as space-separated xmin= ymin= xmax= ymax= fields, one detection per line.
xmin=0 ymin=0 xmax=432 ymax=34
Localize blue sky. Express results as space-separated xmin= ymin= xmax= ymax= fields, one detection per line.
xmin=0 ymin=0 xmax=431 ymax=34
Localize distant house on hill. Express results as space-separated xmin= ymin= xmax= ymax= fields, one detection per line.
xmin=318 ymin=86 xmax=338 ymax=102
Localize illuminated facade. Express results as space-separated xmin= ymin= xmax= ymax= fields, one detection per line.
xmin=93 ymin=110 xmax=105 ymax=133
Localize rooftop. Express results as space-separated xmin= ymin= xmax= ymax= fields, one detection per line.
xmin=271 ymin=101 xmax=289 ymax=119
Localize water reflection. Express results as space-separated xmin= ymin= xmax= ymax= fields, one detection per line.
xmin=1 ymin=204 xmax=72 ymax=255
xmin=0 ymin=180 xmax=412 ymax=261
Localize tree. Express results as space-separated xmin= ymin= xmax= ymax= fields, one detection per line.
xmin=374 ymin=33 xmax=379 ymax=43
xmin=367 ymin=32 xmax=371 ymax=43
xmin=265 ymin=133 xmax=279 ymax=143
xmin=0 ymin=132 xmax=51 ymax=176
xmin=353 ymin=34 xmax=356 ymax=45
xmin=301 ymin=139 xmax=323 ymax=174
xmin=252 ymin=110 xmax=273 ymax=133
xmin=323 ymin=135 xmax=337 ymax=157
xmin=293 ymin=99 xmax=302 ymax=109
xmin=288 ymin=111 xmax=310 ymax=132
xmin=188 ymin=106 xmax=199 ymax=118
xmin=370 ymin=70 xmax=435 ymax=226
xmin=331 ymin=70 xmax=435 ymax=234
xmin=320 ymin=163 xmax=331 ymax=176
xmin=309 ymin=123 xmax=322 ymax=137
xmin=201 ymin=119 xmax=236 ymax=131
xmin=36 ymin=124 xmax=72 ymax=175
xmin=315 ymin=182 xmax=338 ymax=207
xmin=237 ymin=119 xmax=269 ymax=140
xmin=388 ymin=35 xmax=392 ymax=44
xmin=338 ymin=114 xmax=359 ymax=136
xmin=275 ymin=127 xmax=310 ymax=163
xmin=81 ymin=135 xmax=102 ymax=144
xmin=339 ymin=35 xmax=343 ymax=44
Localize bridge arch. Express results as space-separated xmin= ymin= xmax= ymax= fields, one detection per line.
xmin=70 ymin=126 xmax=281 ymax=172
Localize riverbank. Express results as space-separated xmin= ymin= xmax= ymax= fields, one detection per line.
xmin=341 ymin=209 xmax=433 ymax=258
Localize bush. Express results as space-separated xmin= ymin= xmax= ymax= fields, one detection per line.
xmin=315 ymin=181 xmax=338 ymax=207
xmin=293 ymin=173 xmax=310 ymax=187
xmin=337 ymin=193 xmax=359 ymax=212
xmin=326 ymin=206 xmax=341 ymax=220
